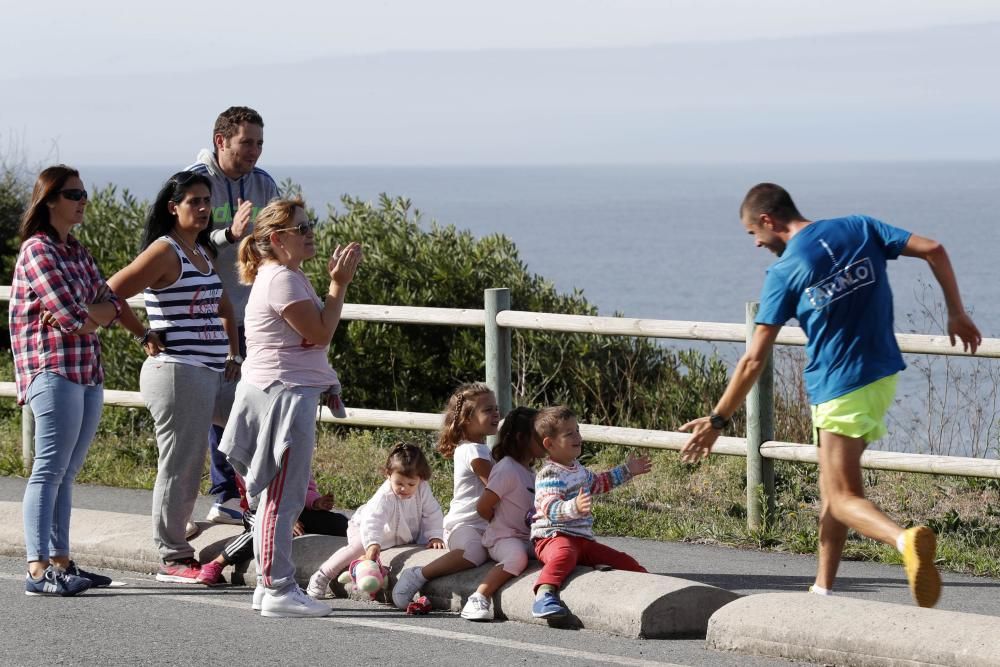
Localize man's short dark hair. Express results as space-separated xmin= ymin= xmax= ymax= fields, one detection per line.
xmin=213 ymin=106 xmax=264 ymax=143
xmin=740 ymin=183 xmax=803 ymax=222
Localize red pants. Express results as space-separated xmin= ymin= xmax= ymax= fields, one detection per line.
xmin=534 ymin=534 xmax=646 ymax=589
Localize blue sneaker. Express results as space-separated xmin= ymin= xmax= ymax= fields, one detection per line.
xmin=25 ymin=565 xmax=92 ymax=597
xmin=65 ymin=560 xmax=113 ymax=588
xmin=531 ymin=591 xmax=568 ymax=619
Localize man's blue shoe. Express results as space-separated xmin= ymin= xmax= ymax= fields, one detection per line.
xmin=531 ymin=591 xmax=568 ymax=619
xmin=65 ymin=560 xmax=113 ymax=588
xmin=25 ymin=565 xmax=92 ymax=597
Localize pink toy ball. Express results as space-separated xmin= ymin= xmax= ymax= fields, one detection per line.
xmin=353 ymin=560 xmax=384 ymax=593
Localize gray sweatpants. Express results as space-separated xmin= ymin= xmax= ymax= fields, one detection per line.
xmin=140 ymin=358 xmax=236 ymax=562
xmin=223 ymin=381 xmax=321 ymax=593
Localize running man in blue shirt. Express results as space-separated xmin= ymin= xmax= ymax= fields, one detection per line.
xmin=680 ymin=183 xmax=981 ymax=608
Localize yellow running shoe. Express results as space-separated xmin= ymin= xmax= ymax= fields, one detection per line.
xmin=902 ymin=526 xmax=941 ymax=608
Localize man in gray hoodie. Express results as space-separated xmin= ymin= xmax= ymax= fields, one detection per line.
xmin=187 ymin=106 xmax=280 ymax=524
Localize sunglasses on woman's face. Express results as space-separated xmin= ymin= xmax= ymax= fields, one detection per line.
xmin=278 ymin=221 xmax=318 ymax=235
xmin=59 ymin=189 xmax=89 ymax=202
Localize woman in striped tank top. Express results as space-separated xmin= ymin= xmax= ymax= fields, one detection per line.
xmin=109 ymin=171 xmax=242 ymax=583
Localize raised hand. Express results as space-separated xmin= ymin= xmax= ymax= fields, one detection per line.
xmin=230 ymin=198 xmax=254 ymax=239
xmin=575 ymin=488 xmax=592 ymax=515
xmin=626 ymin=454 xmax=652 ymax=476
xmin=327 ymin=241 xmax=363 ymax=285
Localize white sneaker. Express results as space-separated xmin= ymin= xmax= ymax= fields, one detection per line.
xmin=206 ymin=498 xmax=244 ymax=525
xmin=252 ymin=582 xmax=265 ymax=611
xmin=307 ymin=571 xmax=332 ymax=599
xmin=391 ymin=567 xmax=426 ymax=609
xmin=185 ymin=521 xmax=201 ymax=540
xmin=460 ymin=592 xmax=493 ymax=621
xmin=260 ymin=586 xmax=332 ymax=618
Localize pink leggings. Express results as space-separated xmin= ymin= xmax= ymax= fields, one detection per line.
xmin=317 ymin=523 xmax=365 ymax=579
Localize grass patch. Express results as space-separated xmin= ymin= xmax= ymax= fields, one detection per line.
xmin=3 ymin=421 xmax=999 ymax=578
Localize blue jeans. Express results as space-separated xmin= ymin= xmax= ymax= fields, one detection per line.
xmin=23 ymin=372 xmax=103 ymax=563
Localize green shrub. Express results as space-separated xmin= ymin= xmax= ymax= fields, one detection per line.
xmin=314 ymin=194 xmax=732 ymax=431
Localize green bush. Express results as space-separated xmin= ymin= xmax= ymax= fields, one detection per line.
xmin=312 ymin=194 xmax=732 ymax=431
xmin=3 ymin=176 xmax=739 ymax=439
xmin=0 ymin=164 xmax=30 ymax=351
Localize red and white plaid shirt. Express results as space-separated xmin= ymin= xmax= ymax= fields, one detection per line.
xmin=9 ymin=233 xmax=116 ymax=404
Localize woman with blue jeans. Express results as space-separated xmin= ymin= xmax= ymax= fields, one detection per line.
xmin=10 ymin=165 xmax=122 ymax=596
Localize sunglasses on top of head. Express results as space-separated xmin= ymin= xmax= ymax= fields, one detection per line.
xmin=277 ymin=221 xmax=318 ymax=235
xmin=59 ymin=189 xmax=89 ymax=202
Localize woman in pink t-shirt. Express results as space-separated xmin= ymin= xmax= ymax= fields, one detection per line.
xmin=219 ymin=198 xmax=361 ymax=619
xmin=461 ymin=406 xmax=545 ymax=621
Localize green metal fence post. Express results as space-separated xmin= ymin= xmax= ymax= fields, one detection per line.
xmin=484 ymin=288 xmax=512 ymax=445
xmin=745 ymin=301 xmax=775 ymax=529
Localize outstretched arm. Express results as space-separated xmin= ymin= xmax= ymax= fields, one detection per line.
xmin=900 ymin=234 xmax=981 ymax=354
xmin=679 ymin=323 xmax=781 ymax=462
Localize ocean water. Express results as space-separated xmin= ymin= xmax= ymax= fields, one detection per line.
xmin=81 ymin=162 xmax=1000 ymax=454
xmin=82 ymin=162 xmax=998 ymax=333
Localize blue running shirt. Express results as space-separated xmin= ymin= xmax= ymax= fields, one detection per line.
xmin=755 ymin=215 xmax=912 ymax=405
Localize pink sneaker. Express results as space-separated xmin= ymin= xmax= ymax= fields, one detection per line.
xmin=196 ymin=561 xmax=226 ymax=586
xmin=156 ymin=558 xmax=201 ymax=584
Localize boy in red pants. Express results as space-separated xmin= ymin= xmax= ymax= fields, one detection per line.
xmin=530 ymin=406 xmax=652 ymax=618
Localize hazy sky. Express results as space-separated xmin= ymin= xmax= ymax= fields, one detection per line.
xmin=4 ymin=0 xmax=1000 ymax=76
xmin=2 ymin=1 xmax=1000 ymax=165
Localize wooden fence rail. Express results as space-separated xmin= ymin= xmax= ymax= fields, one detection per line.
xmin=2 ymin=285 xmax=998 ymax=529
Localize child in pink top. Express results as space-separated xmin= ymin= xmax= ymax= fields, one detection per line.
xmin=461 ymin=407 xmax=544 ymax=621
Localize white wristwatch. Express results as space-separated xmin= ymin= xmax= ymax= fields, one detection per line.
xmin=226 ymin=354 xmax=244 ymax=365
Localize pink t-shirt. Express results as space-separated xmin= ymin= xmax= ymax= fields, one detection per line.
xmin=482 ymin=457 xmax=536 ymax=548
xmin=241 ymin=263 xmax=340 ymax=389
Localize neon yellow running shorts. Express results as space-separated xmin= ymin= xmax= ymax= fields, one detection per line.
xmin=810 ymin=374 xmax=898 ymax=445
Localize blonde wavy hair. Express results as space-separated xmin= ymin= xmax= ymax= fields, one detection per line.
xmin=436 ymin=381 xmax=495 ymax=458
xmin=236 ymin=197 xmax=305 ymax=284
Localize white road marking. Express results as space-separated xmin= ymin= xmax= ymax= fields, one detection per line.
xmin=162 ymin=591 xmax=684 ymax=667
xmin=2 ymin=572 xmax=685 ymax=666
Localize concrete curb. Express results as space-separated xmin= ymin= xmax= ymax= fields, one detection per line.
xmin=296 ymin=535 xmax=741 ymax=638
xmin=0 ymin=502 xmax=247 ymax=576
xmin=707 ymin=592 xmax=1000 ymax=666
xmin=0 ymin=501 xmax=739 ymax=638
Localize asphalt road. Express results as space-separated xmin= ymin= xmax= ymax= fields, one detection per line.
xmin=1 ymin=555 xmax=810 ymax=667
xmin=4 ymin=477 xmax=1000 ymax=666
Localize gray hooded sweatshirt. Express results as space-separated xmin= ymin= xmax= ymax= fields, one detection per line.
xmin=186 ymin=149 xmax=280 ymax=324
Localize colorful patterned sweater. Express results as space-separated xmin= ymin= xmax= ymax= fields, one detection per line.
xmin=530 ymin=458 xmax=632 ymax=540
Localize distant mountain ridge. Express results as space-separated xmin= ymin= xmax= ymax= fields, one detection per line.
xmin=2 ymin=22 xmax=998 ymax=164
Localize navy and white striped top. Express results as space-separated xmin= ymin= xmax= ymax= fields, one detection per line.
xmin=144 ymin=236 xmax=228 ymax=371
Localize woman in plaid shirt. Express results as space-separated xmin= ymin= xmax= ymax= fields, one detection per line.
xmin=10 ymin=165 xmax=122 ymax=597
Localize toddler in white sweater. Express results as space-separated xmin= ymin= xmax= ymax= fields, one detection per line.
xmin=306 ymin=443 xmax=444 ymax=598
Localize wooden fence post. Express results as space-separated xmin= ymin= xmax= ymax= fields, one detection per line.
xmin=745 ymin=302 xmax=776 ymax=529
